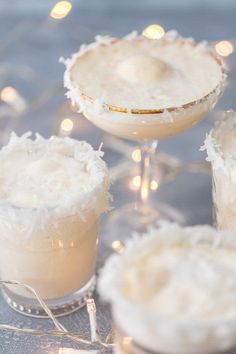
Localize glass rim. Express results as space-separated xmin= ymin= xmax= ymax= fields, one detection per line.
xmin=99 ymin=224 xmax=236 ymax=327
xmin=69 ymin=37 xmax=226 ymax=115
xmin=80 ymin=73 xmax=225 ymax=115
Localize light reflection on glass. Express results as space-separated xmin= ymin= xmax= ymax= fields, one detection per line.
xmin=129 ymin=175 xmax=158 ymax=192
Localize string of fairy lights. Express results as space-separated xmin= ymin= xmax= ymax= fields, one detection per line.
xmin=0 ymin=280 xmax=114 ymax=353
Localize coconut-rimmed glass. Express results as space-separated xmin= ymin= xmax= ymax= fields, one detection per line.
xmin=63 ymin=34 xmax=226 ymax=243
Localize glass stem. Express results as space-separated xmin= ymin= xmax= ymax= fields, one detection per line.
xmin=138 ymin=140 xmax=158 ymax=214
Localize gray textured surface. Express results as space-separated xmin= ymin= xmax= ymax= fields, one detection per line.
xmin=0 ymin=1 xmax=236 ymax=353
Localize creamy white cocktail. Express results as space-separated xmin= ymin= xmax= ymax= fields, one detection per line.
xmin=62 ymin=30 xmax=226 ymax=241
xmin=99 ymin=223 xmax=236 ymax=354
xmin=63 ymin=32 xmax=225 ymax=141
xmin=203 ymin=110 xmax=236 ymax=232
xmin=0 ymin=133 xmax=110 ymax=316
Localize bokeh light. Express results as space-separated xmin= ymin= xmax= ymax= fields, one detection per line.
xmin=129 ymin=175 xmax=158 ymax=192
xmin=112 ymin=240 xmax=125 ymax=253
xmin=131 ymin=148 xmax=141 ymax=162
xmin=1 ymin=86 xmax=19 ymax=104
xmin=142 ymin=24 xmax=165 ymax=40
xmin=150 ymin=180 xmax=159 ymax=191
xmin=215 ymin=40 xmax=234 ymax=57
xmin=60 ymin=118 xmax=74 ymax=132
xmin=0 ymin=86 xmax=26 ymax=111
xmin=50 ymin=1 xmax=72 ymax=19
xmin=129 ymin=175 xmax=141 ymax=191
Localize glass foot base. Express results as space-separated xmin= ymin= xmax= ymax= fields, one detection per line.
xmin=1 ymin=276 xmax=96 ymax=318
xmin=103 ymin=202 xmax=186 ymax=246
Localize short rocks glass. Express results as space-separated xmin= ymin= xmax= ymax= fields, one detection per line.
xmin=99 ymin=223 xmax=236 ymax=354
xmin=0 ymin=133 xmax=110 ymax=317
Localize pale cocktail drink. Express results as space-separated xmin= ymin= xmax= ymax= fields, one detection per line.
xmin=63 ymin=32 xmax=225 ymax=141
xmin=62 ymin=30 xmax=226 ymax=240
xmin=99 ymin=223 xmax=236 ymax=354
xmin=0 ymin=133 xmax=110 ymax=316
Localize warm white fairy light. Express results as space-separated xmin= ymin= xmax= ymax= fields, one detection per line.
xmin=60 ymin=118 xmax=74 ymax=132
xmin=0 ymin=86 xmax=17 ymax=103
xmin=142 ymin=24 xmax=165 ymax=40
xmin=150 ymin=180 xmax=159 ymax=191
xmin=215 ymin=40 xmax=234 ymax=57
xmin=0 ymin=280 xmax=114 ymax=349
xmin=112 ymin=240 xmax=125 ymax=253
xmin=131 ymin=148 xmax=141 ymax=162
xmin=0 ymin=86 xmax=26 ymax=111
xmin=129 ymin=175 xmax=141 ymax=191
xmin=129 ymin=175 xmax=158 ymax=192
xmin=50 ymin=1 xmax=72 ymax=19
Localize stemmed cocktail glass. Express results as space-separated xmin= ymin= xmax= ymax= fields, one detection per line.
xmin=63 ymin=31 xmax=226 ymax=243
